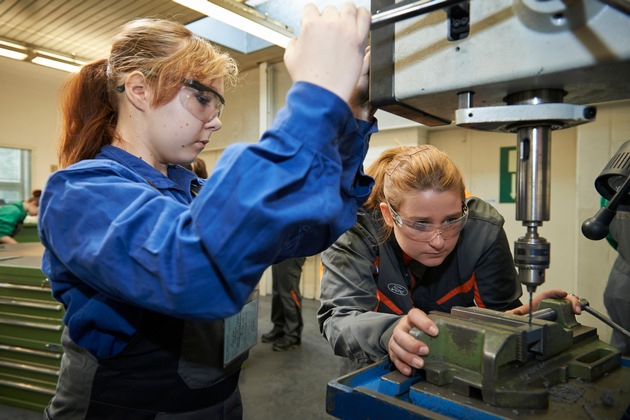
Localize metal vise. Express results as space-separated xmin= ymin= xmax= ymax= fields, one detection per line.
xmin=407 ymin=300 xmax=621 ymax=409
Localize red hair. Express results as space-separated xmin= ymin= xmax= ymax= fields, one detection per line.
xmin=57 ymin=18 xmax=238 ymax=168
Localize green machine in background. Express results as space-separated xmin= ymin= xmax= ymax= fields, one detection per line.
xmin=0 ymin=243 xmax=63 ymax=412
xmin=13 ymin=222 xmax=41 ymax=244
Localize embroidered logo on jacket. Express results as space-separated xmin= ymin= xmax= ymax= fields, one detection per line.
xmin=387 ymin=283 xmax=408 ymax=296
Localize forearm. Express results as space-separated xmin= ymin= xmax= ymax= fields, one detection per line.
xmin=318 ymin=234 xmax=395 ymax=362
xmin=320 ymin=308 xmax=399 ymax=362
xmin=197 ymin=83 xmax=373 ymax=262
xmin=0 ymin=236 xmax=18 ymax=244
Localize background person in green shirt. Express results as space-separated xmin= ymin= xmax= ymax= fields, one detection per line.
xmin=0 ymin=189 xmax=41 ymax=244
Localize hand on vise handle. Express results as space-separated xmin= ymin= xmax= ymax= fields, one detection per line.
xmin=507 ymin=289 xmax=582 ymax=316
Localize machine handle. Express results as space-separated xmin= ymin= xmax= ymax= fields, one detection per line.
xmin=371 ymin=0 xmax=468 ymax=29
xmin=579 ymin=298 xmax=630 ymax=340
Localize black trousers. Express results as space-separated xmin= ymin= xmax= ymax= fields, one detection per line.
xmin=45 ymin=315 xmax=244 ymax=419
xmin=270 ymin=257 xmax=306 ymax=340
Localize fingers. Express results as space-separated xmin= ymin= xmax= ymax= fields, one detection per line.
xmin=388 ymin=310 xmax=438 ymax=376
xmin=506 ymin=306 xmax=525 ymax=316
xmin=567 ymin=293 xmax=582 ymax=315
xmin=509 ymin=289 xmax=582 ymax=316
xmin=340 ymin=1 xmax=358 ymax=17
xmin=408 ymin=308 xmax=439 ymax=336
xmin=355 ymin=7 xmax=372 ymax=41
xmin=300 ymin=3 xmax=320 ymax=23
xmin=537 ymin=289 xmax=582 ymax=315
xmin=284 ymin=3 xmax=371 ymax=103
xmin=339 ymin=3 xmax=370 ymax=41
xmin=347 ymin=47 xmax=374 ymax=120
xmin=361 ymin=48 xmax=371 ymax=77
xmin=389 ymin=332 xmax=426 ymax=376
xmin=544 ymin=288 xmax=568 ymax=300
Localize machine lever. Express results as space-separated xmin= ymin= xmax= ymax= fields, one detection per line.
xmin=579 ymin=298 xmax=630 ymax=340
xmin=371 ymin=0 xmax=468 ymax=29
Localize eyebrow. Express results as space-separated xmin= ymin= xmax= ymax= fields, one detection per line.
xmin=182 ymin=79 xmax=225 ymax=105
xmin=406 ymin=209 xmax=462 ymax=224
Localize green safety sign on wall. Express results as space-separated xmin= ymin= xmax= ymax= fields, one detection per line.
xmin=500 ymin=147 xmax=516 ymax=203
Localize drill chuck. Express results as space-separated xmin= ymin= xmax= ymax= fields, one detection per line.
xmin=514 ymin=231 xmax=550 ymax=292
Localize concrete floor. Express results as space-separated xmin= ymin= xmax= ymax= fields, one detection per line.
xmin=0 ymin=295 xmax=343 ymax=420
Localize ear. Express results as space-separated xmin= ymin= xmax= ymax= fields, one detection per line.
xmin=122 ymin=71 xmax=151 ymax=111
xmin=379 ymin=202 xmax=394 ymax=227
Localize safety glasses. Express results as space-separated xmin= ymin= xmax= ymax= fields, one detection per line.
xmin=179 ymin=79 xmax=225 ymax=122
xmin=387 ymin=202 xmax=468 ymax=242
xmin=115 ymin=79 xmax=225 ymax=123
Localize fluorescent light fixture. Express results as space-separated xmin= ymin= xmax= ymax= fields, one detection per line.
xmin=0 ymin=46 xmax=28 ymax=60
xmin=0 ymin=38 xmax=86 ymax=72
xmin=31 ymin=55 xmax=84 ymax=73
xmin=174 ymin=0 xmax=293 ymax=48
xmin=0 ymin=40 xmax=28 ymax=60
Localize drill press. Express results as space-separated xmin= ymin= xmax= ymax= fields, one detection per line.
xmin=369 ymin=0 xmax=629 ymax=320
xmin=456 ymin=89 xmax=595 ymax=322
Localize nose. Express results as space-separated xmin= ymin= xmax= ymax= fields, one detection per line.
xmin=204 ymin=114 xmax=222 ymax=132
xmin=428 ymin=231 xmax=445 ymax=250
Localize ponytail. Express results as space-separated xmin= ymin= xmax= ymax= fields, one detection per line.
xmin=58 ymin=59 xmax=117 ymax=168
xmin=364 ymin=147 xmax=402 ymax=211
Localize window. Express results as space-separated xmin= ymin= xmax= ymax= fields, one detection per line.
xmin=0 ymin=147 xmax=32 ymax=205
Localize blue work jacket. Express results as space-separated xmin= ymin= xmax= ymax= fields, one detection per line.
xmin=39 ymin=82 xmax=376 ymax=359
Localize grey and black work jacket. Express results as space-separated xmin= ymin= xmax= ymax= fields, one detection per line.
xmin=318 ymin=196 xmax=522 ymax=368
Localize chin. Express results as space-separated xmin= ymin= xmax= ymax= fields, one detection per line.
xmin=417 ymin=255 xmax=447 ymax=267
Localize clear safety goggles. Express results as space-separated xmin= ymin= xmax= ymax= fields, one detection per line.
xmin=387 ymin=202 xmax=468 ymax=242
xmin=179 ymin=79 xmax=225 ymax=122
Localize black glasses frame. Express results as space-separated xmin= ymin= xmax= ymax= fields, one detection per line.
xmin=182 ymin=79 xmax=225 ymax=106
xmin=115 ymin=79 xmax=226 ymax=107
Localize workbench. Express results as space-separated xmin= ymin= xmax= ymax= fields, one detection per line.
xmin=13 ymin=222 xmax=41 ymax=243
xmin=0 ymin=243 xmax=62 ymax=412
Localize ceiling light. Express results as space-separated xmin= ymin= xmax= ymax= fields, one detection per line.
xmin=0 ymin=38 xmax=86 ymax=72
xmin=174 ymin=0 xmax=293 ymax=48
xmin=0 ymin=47 xmax=28 ymax=60
xmin=0 ymin=40 xmax=28 ymax=60
xmin=31 ymin=54 xmax=82 ymax=73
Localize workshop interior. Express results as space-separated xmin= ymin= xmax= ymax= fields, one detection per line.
xmin=0 ymin=0 xmax=629 ymax=419
xmin=333 ymin=1 xmax=630 ymax=418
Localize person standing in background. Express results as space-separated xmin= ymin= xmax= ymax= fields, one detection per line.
xmin=262 ymin=257 xmax=307 ymax=351
xmin=0 ymin=189 xmax=41 ymax=244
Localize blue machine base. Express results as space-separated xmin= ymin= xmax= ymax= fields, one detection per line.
xmin=327 ymin=358 xmax=630 ymax=419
